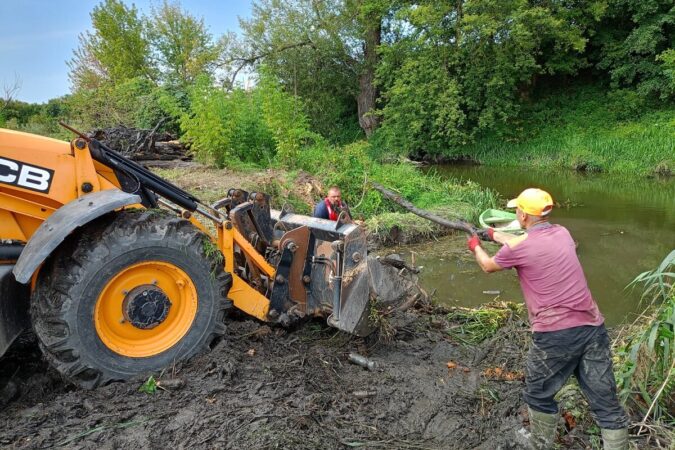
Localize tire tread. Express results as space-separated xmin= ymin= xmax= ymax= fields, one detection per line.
xmin=30 ymin=210 xmax=232 ymax=389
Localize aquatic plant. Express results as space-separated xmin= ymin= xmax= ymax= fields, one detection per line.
xmin=445 ymin=301 xmax=524 ymax=344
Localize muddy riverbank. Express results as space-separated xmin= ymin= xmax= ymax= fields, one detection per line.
xmin=0 ymin=303 xmax=530 ymax=449
xmin=1 ymin=165 xmax=665 ymax=449
xmin=1 ymin=298 xmax=650 ymax=449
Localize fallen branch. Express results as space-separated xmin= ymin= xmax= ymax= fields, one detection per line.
xmin=370 ymin=182 xmax=476 ymax=234
xmin=390 ymin=293 xmax=421 ymax=314
xmin=136 ymin=117 xmax=167 ymax=153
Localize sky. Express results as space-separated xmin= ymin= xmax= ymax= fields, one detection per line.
xmin=0 ymin=0 xmax=253 ymax=104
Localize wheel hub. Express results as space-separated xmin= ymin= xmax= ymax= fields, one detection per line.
xmin=122 ymin=285 xmax=172 ymax=330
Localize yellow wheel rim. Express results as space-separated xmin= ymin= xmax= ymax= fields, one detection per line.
xmin=95 ymin=261 xmax=198 ymax=358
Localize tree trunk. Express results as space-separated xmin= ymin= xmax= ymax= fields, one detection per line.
xmin=357 ymin=12 xmax=381 ymax=137
xmin=456 ymin=0 xmax=463 ymax=45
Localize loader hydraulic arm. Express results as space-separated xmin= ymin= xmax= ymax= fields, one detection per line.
xmin=88 ymin=139 xmax=197 ymax=211
xmin=60 ymin=122 xmax=204 ymax=214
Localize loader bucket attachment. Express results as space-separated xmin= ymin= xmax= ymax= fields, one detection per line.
xmin=270 ymin=209 xmax=374 ymax=337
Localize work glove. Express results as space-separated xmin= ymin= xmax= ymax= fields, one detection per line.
xmin=467 ymin=234 xmax=481 ymax=253
xmin=477 ymin=228 xmax=495 ymax=242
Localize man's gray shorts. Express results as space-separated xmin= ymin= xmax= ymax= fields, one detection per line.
xmin=524 ymin=324 xmax=629 ymax=429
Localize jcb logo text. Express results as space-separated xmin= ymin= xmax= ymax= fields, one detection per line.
xmin=0 ymin=157 xmax=54 ymax=193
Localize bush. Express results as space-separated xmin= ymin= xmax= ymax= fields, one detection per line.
xmin=180 ymin=71 xmax=322 ymax=168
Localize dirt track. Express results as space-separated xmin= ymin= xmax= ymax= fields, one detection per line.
xmin=1 ymin=301 xmax=617 ymax=450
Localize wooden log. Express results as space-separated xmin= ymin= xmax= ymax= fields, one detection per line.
xmin=371 ymin=182 xmax=476 ymax=234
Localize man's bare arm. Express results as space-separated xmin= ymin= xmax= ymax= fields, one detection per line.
xmin=474 ymin=245 xmax=504 ymax=273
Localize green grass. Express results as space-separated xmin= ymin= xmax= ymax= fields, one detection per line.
xmin=156 ymin=139 xmax=499 ymax=242
xmin=448 ymin=85 xmax=675 ymax=176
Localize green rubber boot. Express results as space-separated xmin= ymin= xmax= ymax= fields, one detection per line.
xmin=601 ymin=428 xmax=628 ymax=450
xmin=515 ymin=407 xmax=558 ymax=449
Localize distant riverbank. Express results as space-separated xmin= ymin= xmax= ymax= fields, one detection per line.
xmin=436 ymin=86 xmax=674 ymax=176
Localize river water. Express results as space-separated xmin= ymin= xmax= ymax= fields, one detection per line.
xmin=405 ymin=166 xmax=675 ymax=325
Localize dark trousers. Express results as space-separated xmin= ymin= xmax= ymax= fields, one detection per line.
xmin=523 ymin=324 xmax=629 ymax=429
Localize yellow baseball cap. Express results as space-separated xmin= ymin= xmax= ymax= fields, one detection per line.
xmin=506 ymin=188 xmax=554 ymax=216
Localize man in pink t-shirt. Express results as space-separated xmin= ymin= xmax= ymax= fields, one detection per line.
xmin=468 ymin=188 xmax=628 ymax=450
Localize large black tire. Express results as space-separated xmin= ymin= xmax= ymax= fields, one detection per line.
xmin=30 ymin=210 xmax=232 ymax=389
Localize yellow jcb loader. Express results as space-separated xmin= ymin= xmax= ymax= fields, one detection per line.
xmin=0 ymin=126 xmax=373 ymax=389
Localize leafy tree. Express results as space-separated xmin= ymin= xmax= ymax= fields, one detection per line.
xmin=68 ymin=0 xmax=154 ymax=89
xmin=256 ymin=67 xmax=321 ymax=164
xmin=0 ymin=100 xmax=42 ymax=127
xmin=659 ymin=49 xmax=675 ymax=91
xmin=67 ymin=78 xmax=172 ymax=131
xmin=66 ymin=0 xmax=221 ymax=134
xmin=232 ymin=0 xmax=386 ymax=139
xmin=180 ymin=71 xmax=319 ymax=167
xmin=374 ymin=0 xmax=594 ymax=156
xmin=594 ymin=0 xmax=675 ymax=99
xmin=56 ymin=0 xmax=674 ymax=164
xmin=148 ymin=1 xmax=222 ymax=87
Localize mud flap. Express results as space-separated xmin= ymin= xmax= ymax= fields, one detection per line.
xmin=270 ymin=210 xmax=374 ymax=337
xmin=13 ymin=189 xmax=141 ymax=284
xmin=0 ymin=266 xmax=30 ymax=358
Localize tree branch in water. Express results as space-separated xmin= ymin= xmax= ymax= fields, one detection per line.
xmin=371 ymin=182 xmax=476 ymax=234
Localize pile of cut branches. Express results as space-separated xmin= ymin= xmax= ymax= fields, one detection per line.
xmin=90 ymin=123 xmax=189 ymax=161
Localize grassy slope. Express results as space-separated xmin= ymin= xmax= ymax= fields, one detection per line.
xmin=157 ymin=155 xmax=498 ymax=244
xmin=455 ymin=85 xmax=675 ymax=175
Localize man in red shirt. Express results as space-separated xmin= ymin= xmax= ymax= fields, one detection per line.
xmin=469 ymin=188 xmax=628 ymax=450
xmin=313 ymin=186 xmax=351 ymax=221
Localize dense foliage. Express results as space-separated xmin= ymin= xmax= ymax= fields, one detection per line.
xmin=1 ymin=0 xmax=672 ymax=174
xmin=231 ymin=0 xmax=369 ymax=142
xmin=595 ymin=0 xmax=674 ymax=100
xmin=459 ymin=84 xmax=675 ymax=174
xmin=178 ymin=70 xmax=319 ymax=167
xmin=229 ymin=0 xmax=674 ymax=160
xmin=373 ymin=0 xmax=591 ymax=154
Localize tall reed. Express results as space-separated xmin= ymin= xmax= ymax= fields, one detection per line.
xmin=615 ymin=250 xmax=674 ymax=445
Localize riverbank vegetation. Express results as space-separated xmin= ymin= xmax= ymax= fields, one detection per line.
xmin=447 ymin=85 xmax=675 ymax=175
xmin=614 ymin=251 xmax=675 ymax=445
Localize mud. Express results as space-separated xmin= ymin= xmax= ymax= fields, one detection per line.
xmin=1 ymin=299 xmax=622 ymax=450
